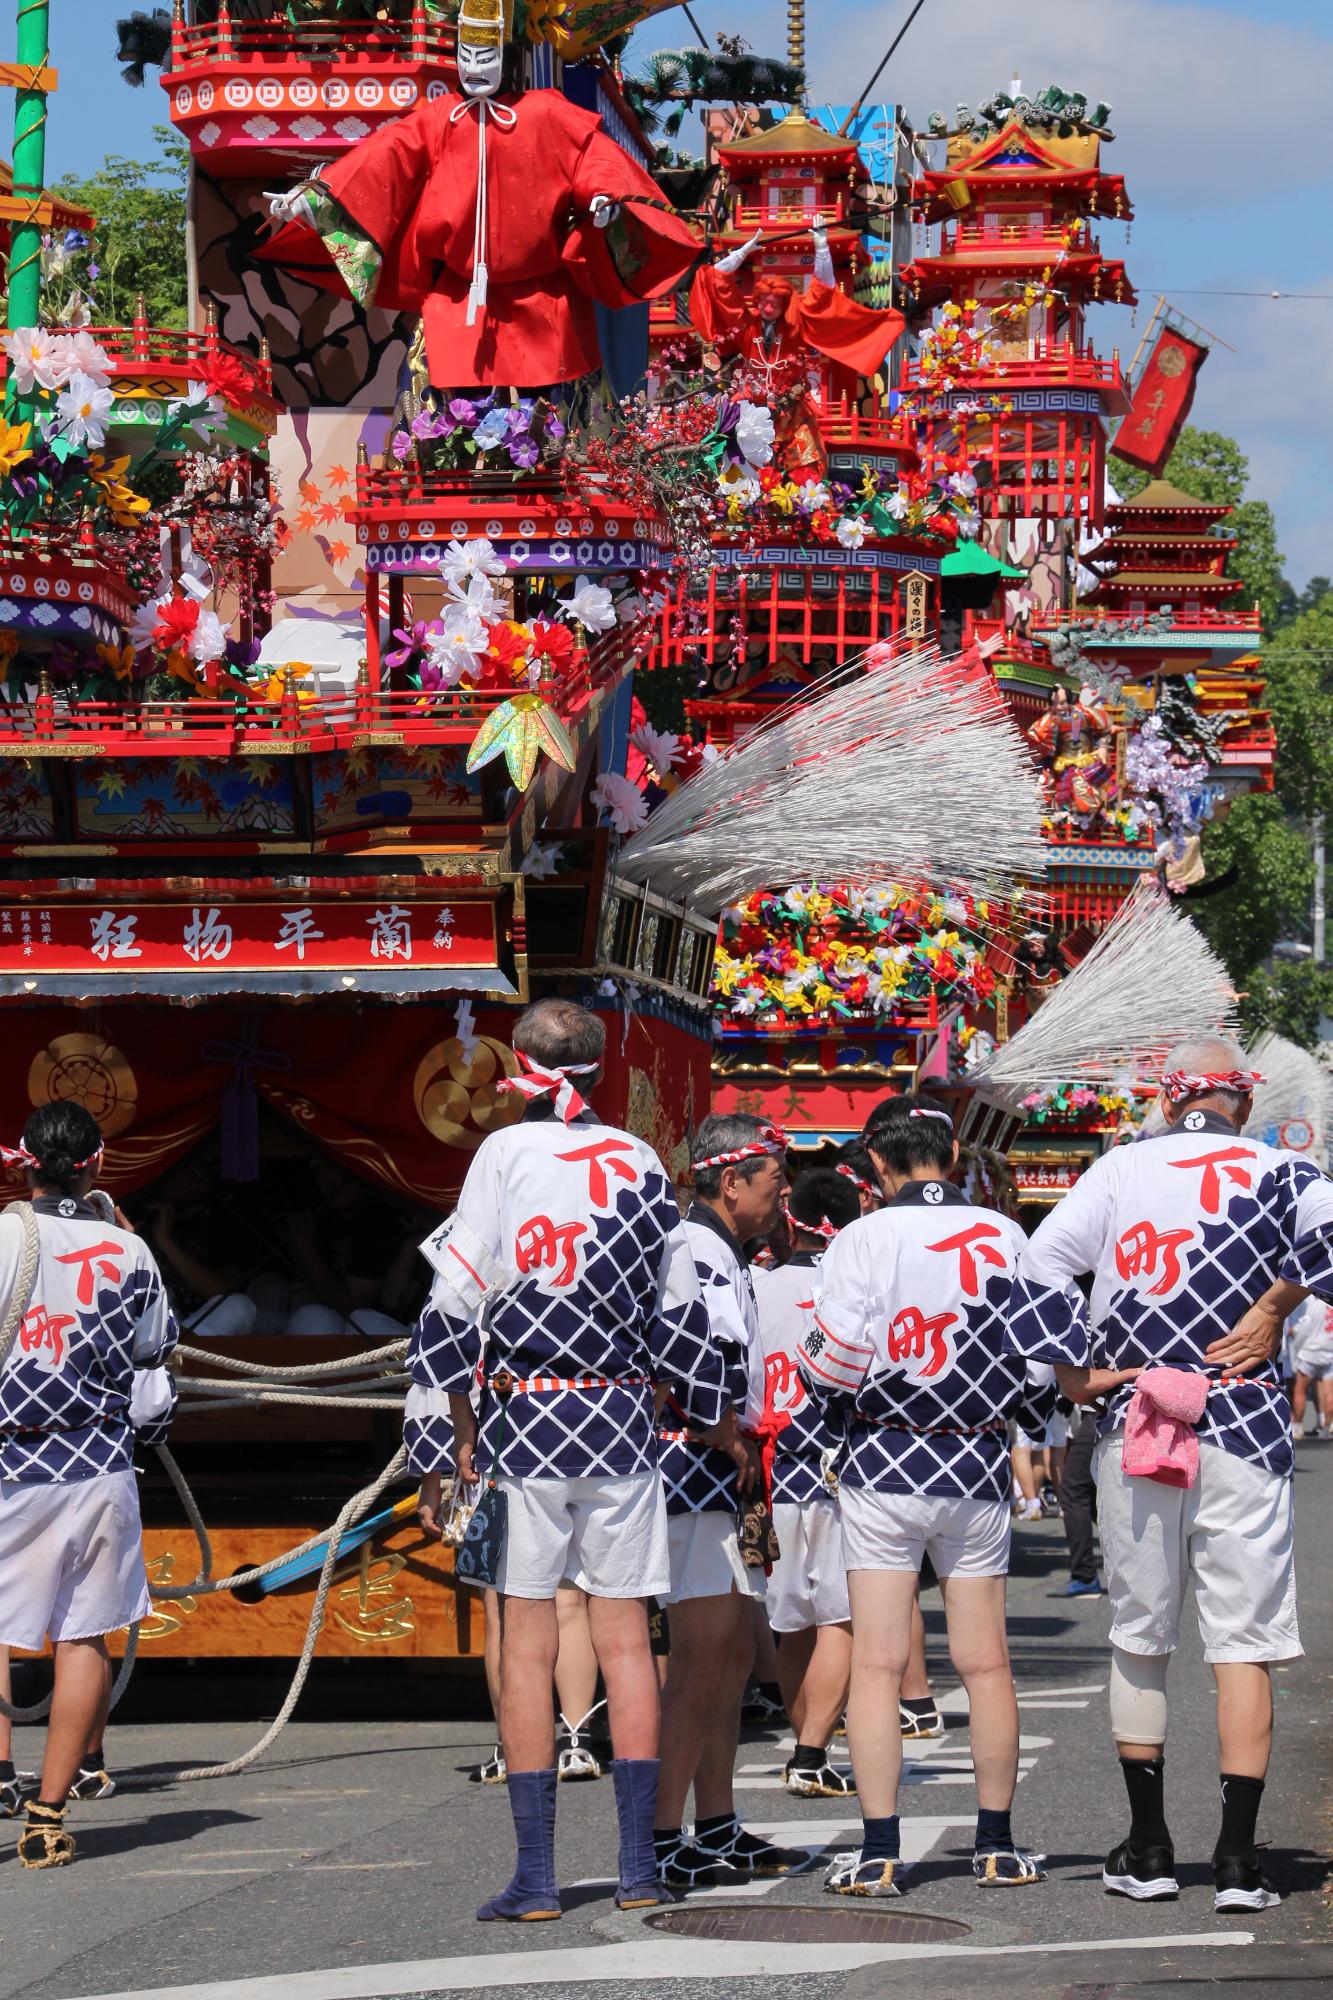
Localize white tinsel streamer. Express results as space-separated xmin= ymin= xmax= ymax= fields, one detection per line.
xmin=617 ymin=644 xmax=1046 ymax=912
xmin=1245 ymin=1032 xmax=1329 ymax=1166
xmin=972 ymin=878 xmax=1239 ymax=1096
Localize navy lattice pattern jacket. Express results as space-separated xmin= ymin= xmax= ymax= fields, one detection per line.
xmin=1005 ymin=1109 xmax=1333 ymax=1478
xmin=657 ymin=1206 xmax=756 ymax=1516
xmin=405 ymin=1110 xmax=727 ymax=1479
xmin=797 ymin=1181 xmax=1053 ymax=1501
xmin=0 ymin=1196 xmax=179 ymax=1484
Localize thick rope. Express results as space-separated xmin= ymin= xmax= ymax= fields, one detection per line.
xmin=144 ymin=1446 xmax=408 ymax=1785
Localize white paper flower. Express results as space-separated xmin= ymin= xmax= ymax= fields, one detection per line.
xmin=189 ymin=608 xmax=228 ymax=664
xmin=3 ymin=327 xmax=73 ymax=395
xmin=521 ymin=841 xmax=564 ymax=880
xmin=735 ymin=400 xmax=776 ymax=469
xmin=836 ymin=515 xmax=868 ymax=549
xmin=129 ymin=595 xmax=169 ymax=651
xmin=63 ymin=330 xmax=113 ymax=390
xmin=168 ymin=379 xmax=228 ymax=438
xmin=629 ymin=721 xmax=681 ymax=779
xmin=799 ymin=481 xmax=832 ymax=514
xmin=558 ymin=580 xmax=616 ymax=633
xmin=55 ymin=370 xmax=114 ymax=449
xmin=590 ymin=771 xmax=648 ymax=834
xmin=440 ymin=536 xmax=507 ymax=589
xmin=426 ymin=603 xmax=489 ymax=686
xmin=445 ymin=568 xmax=502 ymax=621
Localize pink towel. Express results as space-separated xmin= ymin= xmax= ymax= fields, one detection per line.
xmin=1121 ymin=1366 xmax=1210 ymax=1489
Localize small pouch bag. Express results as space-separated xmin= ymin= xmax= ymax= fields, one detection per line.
xmin=455 ymin=1372 xmax=513 ymax=1590
xmin=736 ymin=1492 xmax=781 ymax=1568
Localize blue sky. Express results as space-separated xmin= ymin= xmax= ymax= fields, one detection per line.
xmin=21 ymin=0 xmax=1333 ymax=586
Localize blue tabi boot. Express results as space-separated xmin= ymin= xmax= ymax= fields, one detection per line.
xmin=612 ymin=1758 xmax=674 ymax=1908
xmin=476 ymin=1766 xmax=561 ymax=1922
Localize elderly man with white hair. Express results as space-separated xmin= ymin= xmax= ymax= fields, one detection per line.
xmin=1006 ymin=1037 xmax=1333 ymax=1915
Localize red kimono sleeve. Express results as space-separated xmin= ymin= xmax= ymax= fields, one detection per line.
xmin=795 ymin=279 xmax=904 ymax=380
xmin=687 ymin=265 xmax=753 ymax=352
xmin=259 ymin=100 xmax=439 ymax=314
xmin=562 ymin=128 xmax=702 ymax=309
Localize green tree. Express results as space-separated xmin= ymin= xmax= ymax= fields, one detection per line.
xmin=1111 ymin=427 xmax=1286 ymax=628
xmin=53 ymin=127 xmax=189 ymax=328
xmin=1192 ymin=791 xmax=1312 ymax=977
xmin=1237 ymin=962 xmax=1333 ymax=1049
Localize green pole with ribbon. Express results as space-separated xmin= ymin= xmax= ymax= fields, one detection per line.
xmin=5 ymin=0 xmax=53 ymax=421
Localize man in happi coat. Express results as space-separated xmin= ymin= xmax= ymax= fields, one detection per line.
xmin=409 ymin=998 xmax=736 ymax=1922
xmin=264 ymin=0 xmax=701 ymax=391
xmin=651 ymin=1113 xmax=807 ymax=1890
xmin=1006 ymin=1037 xmax=1333 ymax=1915
xmin=800 ymin=1095 xmax=1051 ymax=1898
xmin=0 ymin=1102 xmax=178 ymax=1870
xmin=752 ymin=1167 xmax=860 ymax=1800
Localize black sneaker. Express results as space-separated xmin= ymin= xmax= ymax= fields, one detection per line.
xmin=1102 ymin=1836 xmax=1179 ymax=1901
xmin=695 ymin=1820 xmax=808 ymax=1876
xmin=1213 ymin=1852 xmax=1281 ymax=1913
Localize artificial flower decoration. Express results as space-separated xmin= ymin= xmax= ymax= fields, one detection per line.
xmin=591 ymin=770 xmax=650 ymax=834
xmin=55 ymin=371 xmax=114 ymax=450
xmin=3 ymin=327 xmax=73 ymax=395
xmin=629 ymin=720 xmax=681 ymax=781
xmin=440 ymin=535 xmax=508 ymax=591
xmin=465 ymin=691 xmax=576 ymax=791
xmin=557 ymin=580 xmax=617 ymax=634
xmin=711 ymin=883 xmax=997 ymax=1032
xmin=734 ymin=400 xmax=776 ymax=469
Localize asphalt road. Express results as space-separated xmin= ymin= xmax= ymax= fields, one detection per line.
xmin=3 ymin=1445 xmax=1330 ymax=2000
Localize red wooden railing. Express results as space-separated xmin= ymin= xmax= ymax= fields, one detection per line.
xmin=169 ymin=7 xmax=454 ymax=68
xmin=0 ymin=665 xmax=604 ymax=759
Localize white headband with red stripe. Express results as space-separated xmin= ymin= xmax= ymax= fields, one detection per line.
xmin=693 ymin=1123 xmax=787 ymax=1175
xmin=1161 ymin=1069 xmax=1264 ymax=1105
xmin=836 ymin=1163 xmax=874 ymax=1196
xmin=1 ymin=1140 xmax=104 ymax=1173
xmin=781 ymin=1195 xmax=839 ymax=1243
xmin=497 ymin=1053 xmax=598 ymax=1126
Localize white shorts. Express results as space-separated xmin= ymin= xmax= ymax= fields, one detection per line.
xmin=1292 ymin=1344 xmax=1333 ymax=1381
xmin=495 ymin=1471 xmax=669 ymax=1601
xmin=840 ymin=1486 xmax=1011 ymax=1578
xmin=1013 ymin=1415 xmax=1068 ymax=1449
xmin=768 ymin=1497 xmax=850 ymax=1632
xmin=1093 ymin=1434 xmax=1301 ymax=1664
xmin=0 ymin=1471 xmax=151 ymax=1651
xmin=663 ymin=1508 xmax=767 ymax=1604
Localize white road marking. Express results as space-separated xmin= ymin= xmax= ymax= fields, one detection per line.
xmin=72 ymin=1929 xmax=1254 ymax=2000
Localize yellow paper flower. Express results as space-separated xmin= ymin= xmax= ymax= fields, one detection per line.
xmin=0 ymin=419 xmax=32 ymax=478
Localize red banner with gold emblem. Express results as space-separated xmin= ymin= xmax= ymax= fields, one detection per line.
xmin=0 ymin=1002 xmax=710 ymax=1211
xmin=1112 ymin=325 xmax=1209 ymax=475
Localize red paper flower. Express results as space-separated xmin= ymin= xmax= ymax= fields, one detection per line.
xmin=527 ymin=618 xmax=575 ymax=673
xmin=151 ymin=595 xmax=201 ymax=651
xmin=204 ymin=352 xmax=257 ymax=406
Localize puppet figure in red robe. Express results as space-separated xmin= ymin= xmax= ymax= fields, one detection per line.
xmin=262 ymin=0 xmax=700 ymax=393
xmin=689 ymin=219 xmax=904 ymax=475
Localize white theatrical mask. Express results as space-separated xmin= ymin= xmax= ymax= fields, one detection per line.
xmin=457 ymin=38 xmax=503 ymax=98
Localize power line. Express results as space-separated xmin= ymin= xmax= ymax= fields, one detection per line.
xmin=837 ymin=0 xmax=930 ymax=137
xmin=1136 ymin=289 xmax=1333 ymax=302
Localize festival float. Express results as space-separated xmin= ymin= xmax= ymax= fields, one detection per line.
xmin=0 ymin=13 xmax=1282 ymax=1692
xmin=0 ymin=0 xmax=725 ymax=1682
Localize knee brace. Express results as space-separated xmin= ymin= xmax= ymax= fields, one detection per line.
xmin=1109 ymin=1646 xmax=1169 ymax=1747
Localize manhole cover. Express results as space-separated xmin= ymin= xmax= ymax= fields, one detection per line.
xmin=644 ymin=1904 xmax=970 ymax=1944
